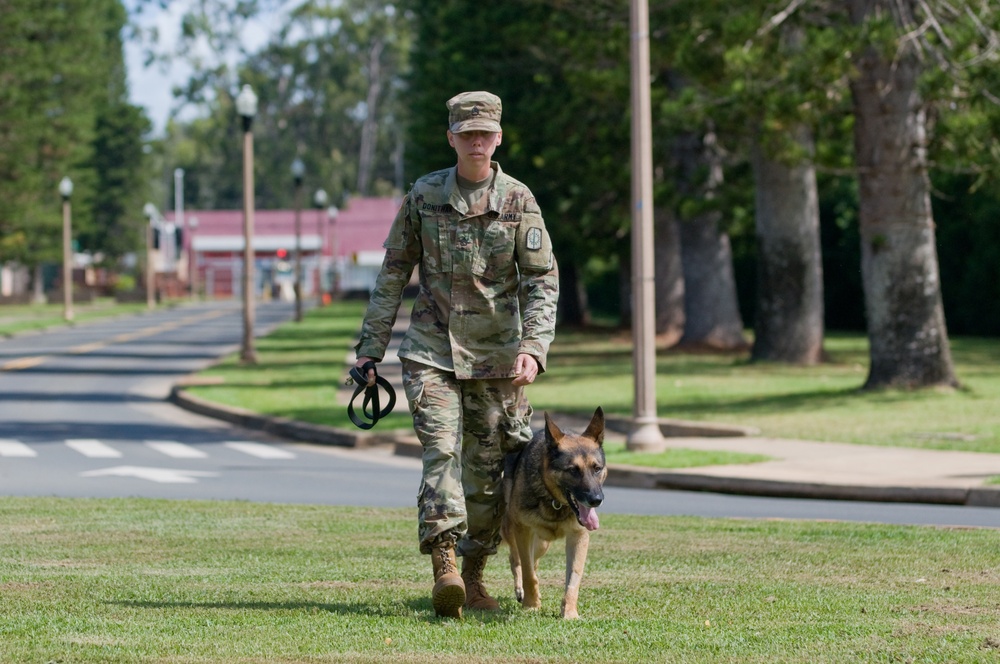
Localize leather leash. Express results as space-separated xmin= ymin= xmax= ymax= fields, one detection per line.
xmin=346 ymin=360 xmax=397 ymax=430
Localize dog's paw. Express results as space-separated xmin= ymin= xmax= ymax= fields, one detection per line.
xmin=515 ymin=587 xmax=524 ymax=603
xmin=522 ymin=595 xmax=542 ymax=610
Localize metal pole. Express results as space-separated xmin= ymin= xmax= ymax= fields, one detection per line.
xmin=62 ymin=198 xmax=73 ymax=322
xmin=627 ymin=0 xmax=665 ymax=451
xmin=240 ymin=119 xmax=257 ymax=363
xmin=146 ymin=220 xmax=155 ymax=309
xmin=294 ymin=178 xmax=303 ymax=322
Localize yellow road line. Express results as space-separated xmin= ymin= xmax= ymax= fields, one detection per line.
xmin=0 ymin=308 xmax=230 ymax=372
xmin=1 ymin=356 xmax=47 ymax=371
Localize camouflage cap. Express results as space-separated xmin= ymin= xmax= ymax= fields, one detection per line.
xmin=447 ymin=91 xmax=502 ymax=133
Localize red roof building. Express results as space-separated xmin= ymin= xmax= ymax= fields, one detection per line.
xmin=161 ymin=196 xmax=399 ymax=299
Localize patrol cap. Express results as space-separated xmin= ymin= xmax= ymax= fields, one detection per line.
xmin=447 ymin=91 xmax=502 ymax=133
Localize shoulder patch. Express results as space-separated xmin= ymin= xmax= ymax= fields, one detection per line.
xmin=526 ymin=227 xmax=543 ymax=251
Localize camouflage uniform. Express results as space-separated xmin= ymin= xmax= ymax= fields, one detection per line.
xmin=355 ymin=160 xmax=559 ymax=557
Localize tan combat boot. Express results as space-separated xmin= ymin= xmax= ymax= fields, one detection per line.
xmin=462 ymin=555 xmax=500 ymax=611
xmin=431 ymin=545 xmax=465 ymax=618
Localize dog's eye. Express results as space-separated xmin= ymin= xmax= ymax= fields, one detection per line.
xmin=593 ymin=464 xmax=604 ymax=473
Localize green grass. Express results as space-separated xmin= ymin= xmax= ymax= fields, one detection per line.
xmin=185 ymin=301 xmax=1000 ymax=455
xmin=533 ymin=329 xmax=1000 ymax=453
xmin=0 ymin=298 xmax=175 ymax=336
xmin=602 ymin=443 xmax=770 ymax=469
xmin=1 ymin=497 xmax=998 ymax=663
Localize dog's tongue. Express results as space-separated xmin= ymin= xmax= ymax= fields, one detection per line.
xmin=578 ymin=505 xmax=600 ymax=531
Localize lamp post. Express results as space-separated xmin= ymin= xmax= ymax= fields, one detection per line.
xmin=627 ymin=0 xmax=665 ymax=451
xmin=291 ymin=157 xmax=305 ymax=322
xmin=313 ymin=188 xmax=328 ymax=306
xmin=58 ymin=176 xmax=74 ymax=322
xmin=143 ymin=202 xmax=157 ymax=309
xmin=236 ymin=84 xmax=258 ymax=364
xmin=188 ymin=216 xmax=199 ymax=299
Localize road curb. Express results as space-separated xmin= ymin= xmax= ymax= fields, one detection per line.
xmin=169 ymin=385 xmax=1000 ymax=508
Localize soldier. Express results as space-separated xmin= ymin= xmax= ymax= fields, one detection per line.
xmin=354 ymin=90 xmax=559 ymax=618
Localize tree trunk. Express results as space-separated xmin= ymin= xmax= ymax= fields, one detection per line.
xmin=654 ymin=206 xmax=684 ymax=345
xmin=749 ymin=128 xmax=824 ymax=365
xmin=678 ymin=215 xmax=748 ymax=350
xmin=556 ymin=259 xmax=590 ymax=327
xmin=849 ymin=0 xmax=958 ymax=389
xmin=31 ymin=264 xmax=45 ymax=304
xmin=678 ymin=131 xmax=748 ymax=350
xmin=356 ymin=38 xmax=384 ymax=196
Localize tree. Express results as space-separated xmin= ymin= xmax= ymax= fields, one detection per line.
xmin=153 ymin=0 xmax=410 ymax=210
xmin=0 ymin=0 xmax=149 ymax=278
xmin=750 ymin=125 xmax=824 ymax=364
xmin=846 ymin=0 xmax=958 ymax=389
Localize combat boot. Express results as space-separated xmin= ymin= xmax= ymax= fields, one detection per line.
xmin=462 ymin=555 xmax=500 ymax=611
xmin=431 ymin=545 xmax=465 ymax=618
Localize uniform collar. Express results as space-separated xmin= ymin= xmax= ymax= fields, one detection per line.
xmin=446 ymin=162 xmax=505 ymax=217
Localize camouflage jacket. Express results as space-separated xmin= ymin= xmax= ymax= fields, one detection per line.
xmin=355 ymin=162 xmax=559 ymax=380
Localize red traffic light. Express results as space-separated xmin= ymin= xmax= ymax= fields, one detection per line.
xmin=276 ymin=248 xmax=288 ymax=258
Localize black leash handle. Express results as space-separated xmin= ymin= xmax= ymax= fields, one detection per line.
xmin=346 ymin=361 xmax=396 ymax=430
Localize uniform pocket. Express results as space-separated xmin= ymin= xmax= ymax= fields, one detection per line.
xmin=420 ymin=213 xmax=452 ymax=274
xmin=473 ymin=220 xmax=517 ymax=282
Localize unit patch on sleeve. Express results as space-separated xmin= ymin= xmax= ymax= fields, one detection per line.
xmin=526 ymin=227 xmax=543 ymax=251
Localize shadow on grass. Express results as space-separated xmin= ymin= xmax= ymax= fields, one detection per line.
xmin=107 ymin=598 xmax=516 ymax=623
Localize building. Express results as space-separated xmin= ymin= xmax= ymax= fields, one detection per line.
xmin=161 ymin=196 xmax=399 ymax=300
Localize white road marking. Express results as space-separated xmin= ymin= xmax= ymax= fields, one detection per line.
xmin=80 ymin=466 xmax=219 ymax=484
xmin=145 ymin=441 xmax=208 ymax=459
xmin=66 ymin=439 xmax=123 ymax=458
xmin=224 ymin=441 xmax=296 ymax=460
xmin=0 ymin=439 xmax=37 ymax=457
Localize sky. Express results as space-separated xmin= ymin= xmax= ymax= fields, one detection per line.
xmin=124 ymin=0 xmax=276 ymax=136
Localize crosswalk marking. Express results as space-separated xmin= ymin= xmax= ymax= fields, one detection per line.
xmin=66 ymin=439 xmax=123 ymax=458
xmin=0 ymin=439 xmax=37 ymax=457
xmin=224 ymin=441 xmax=296 ymax=460
xmin=0 ymin=438 xmax=295 ymax=462
xmin=145 ymin=441 xmax=208 ymax=459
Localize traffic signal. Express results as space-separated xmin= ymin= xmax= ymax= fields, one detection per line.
xmin=276 ymin=248 xmax=288 ymax=259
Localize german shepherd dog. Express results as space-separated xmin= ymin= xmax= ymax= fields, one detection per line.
xmin=501 ymin=407 xmax=607 ymax=619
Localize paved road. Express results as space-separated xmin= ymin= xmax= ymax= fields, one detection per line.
xmin=1 ymin=302 xmax=997 ymax=528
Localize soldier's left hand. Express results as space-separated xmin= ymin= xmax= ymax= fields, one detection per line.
xmin=512 ymin=353 xmax=539 ymax=386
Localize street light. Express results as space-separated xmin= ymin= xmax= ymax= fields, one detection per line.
xmin=188 ymin=216 xmax=199 ymax=299
xmin=291 ymin=157 xmax=305 ymax=322
xmin=236 ymin=84 xmax=258 ymax=364
xmin=143 ymin=202 xmax=157 ymax=309
xmin=627 ymin=0 xmax=665 ymax=451
xmin=313 ymin=188 xmax=328 ymax=306
xmin=59 ymin=176 xmax=74 ymax=322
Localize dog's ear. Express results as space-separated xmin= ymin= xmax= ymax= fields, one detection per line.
xmin=583 ymin=406 xmax=605 ymax=446
xmin=544 ymin=411 xmax=565 ymax=445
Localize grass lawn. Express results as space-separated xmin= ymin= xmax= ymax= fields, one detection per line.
xmin=1 ymin=497 xmax=998 ymax=663
xmin=0 ymin=298 xmax=176 ymax=336
xmin=186 ymin=301 xmax=1000 ymax=455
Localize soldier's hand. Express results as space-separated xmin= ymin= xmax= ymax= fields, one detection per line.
xmin=512 ymin=353 xmax=539 ymax=386
xmin=355 ymin=357 xmax=378 ymax=387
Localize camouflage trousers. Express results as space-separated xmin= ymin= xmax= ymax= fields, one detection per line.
xmin=401 ymin=359 xmax=533 ymax=557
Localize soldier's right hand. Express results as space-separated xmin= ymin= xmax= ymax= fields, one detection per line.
xmin=355 ymin=357 xmax=378 ymax=387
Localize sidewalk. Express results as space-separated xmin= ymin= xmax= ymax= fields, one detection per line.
xmin=173 ymin=308 xmax=1000 ymax=509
